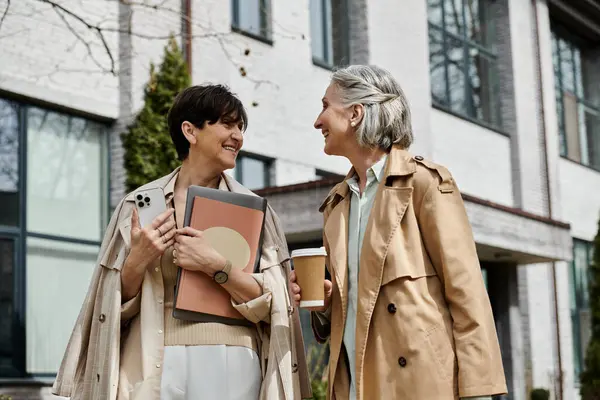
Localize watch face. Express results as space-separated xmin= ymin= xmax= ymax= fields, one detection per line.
xmin=214 ymin=271 xmax=228 ymax=284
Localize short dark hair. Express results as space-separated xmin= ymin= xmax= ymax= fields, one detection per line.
xmin=167 ymin=84 xmax=248 ymax=160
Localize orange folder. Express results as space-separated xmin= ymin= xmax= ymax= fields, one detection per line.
xmin=173 ymin=185 xmax=267 ymax=325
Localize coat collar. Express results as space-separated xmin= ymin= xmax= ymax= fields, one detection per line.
xmin=123 ymin=168 xmax=253 ymax=203
xmin=320 ymin=145 xmax=416 ymax=212
xmin=345 ymin=154 xmax=388 ymax=192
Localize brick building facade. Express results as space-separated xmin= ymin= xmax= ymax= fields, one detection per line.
xmin=0 ymin=1 xmax=599 ymax=399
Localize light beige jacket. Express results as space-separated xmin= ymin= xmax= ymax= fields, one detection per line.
xmin=312 ymin=146 xmax=507 ymax=400
xmin=52 ymin=169 xmax=311 ymax=400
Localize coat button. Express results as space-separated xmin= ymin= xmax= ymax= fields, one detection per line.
xmin=398 ymin=357 xmax=407 ymax=367
xmin=387 ymin=303 xmax=397 ymax=314
xmin=99 ymin=314 xmax=106 ymax=323
xmin=415 ymin=155 xmax=424 ymax=161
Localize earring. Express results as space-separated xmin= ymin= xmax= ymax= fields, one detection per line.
xmin=351 ymin=122 xmax=356 ymax=127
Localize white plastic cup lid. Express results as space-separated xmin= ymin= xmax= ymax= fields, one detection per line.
xmin=291 ymin=247 xmax=327 ymax=258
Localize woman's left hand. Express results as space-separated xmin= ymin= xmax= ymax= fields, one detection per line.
xmin=173 ymin=227 xmax=226 ymax=275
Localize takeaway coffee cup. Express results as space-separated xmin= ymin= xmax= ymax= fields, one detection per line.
xmin=291 ymin=247 xmax=327 ymax=308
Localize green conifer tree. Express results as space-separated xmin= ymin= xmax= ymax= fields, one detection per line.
xmin=581 ymin=216 xmax=600 ymax=400
xmin=121 ymin=36 xmax=191 ymax=193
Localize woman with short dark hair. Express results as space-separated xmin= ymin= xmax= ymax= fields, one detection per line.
xmin=53 ymin=85 xmax=310 ymax=400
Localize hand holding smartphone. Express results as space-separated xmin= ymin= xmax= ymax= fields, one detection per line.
xmin=134 ymin=188 xmax=168 ymax=228
xmin=125 ymin=188 xmax=176 ymax=271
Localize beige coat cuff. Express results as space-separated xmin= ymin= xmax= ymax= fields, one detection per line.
xmin=120 ymin=292 xmax=141 ymax=321
xmin=231 ymin=273 xmax=272 ymax=324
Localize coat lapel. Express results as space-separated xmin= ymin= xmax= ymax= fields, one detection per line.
xmin=354 ymin=147 xmax=416 ymax=397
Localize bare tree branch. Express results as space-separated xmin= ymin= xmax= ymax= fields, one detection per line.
xmin=37 ymin=0 xmax=116 ymax=74
xmin=52 ymin=6 xmax=110 ymax=74
xmin=2 ymin=0 xmax=288 ymax=85
xmin=0 ymin=0 xmax=10 ymax=32
xmin=213 ymin=34 xmax=278 ymax=89
xmin=0 ymin=27 xmax=27 ymax=40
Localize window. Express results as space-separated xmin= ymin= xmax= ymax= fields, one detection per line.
xmin=0 ymin=98 xmax=108 ymax=377
xmin=427 ymin=0 xmax=501 ymax=128
xmin=231 ymin=0 xmax=272 ymax=42
xmin=310 ymin=0 xmax=333 ymax=67
xmin=552 ymin=30 xmax=600 ymax=170
xmin=235 ymin=153 xmax=272 ymax=190
xmin=569 ymin=239 xmax=594 ymax=381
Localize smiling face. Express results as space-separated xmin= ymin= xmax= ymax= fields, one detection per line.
xmin=313 ymin=83 xmax=357 ymax=157
xmin=183 ymin=114 xmax=244 ymax=172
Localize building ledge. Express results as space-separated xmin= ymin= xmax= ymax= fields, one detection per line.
xmin=256 ymin=179 xmax=570 ymax=230
xmin=256 ymin=179 xmax=573 ymax=264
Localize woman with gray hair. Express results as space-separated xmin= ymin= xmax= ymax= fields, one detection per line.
xmin=290 ymin=65 xmax=507 ymax=399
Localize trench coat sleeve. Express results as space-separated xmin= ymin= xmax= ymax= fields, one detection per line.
xmin=418 ymin=173 xmax=507 ymax=398
xmin=231 ymin=273 xmax=272 ymax=324
xmin=310 ymin=230 xmax=332 ymax=343
xmin=121 ymin=292 xmax=141 ymax=321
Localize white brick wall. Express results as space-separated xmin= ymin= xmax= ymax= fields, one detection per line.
xmin=368 ymin=0 xmax=434 ymax=158
xmin=526 ymin=263 xmax=559 ymax=392
xmin=535 ymin=0 xmax=564 ymax=220
xmin=507 ymin=0 xmax=549 ymax=216
xmin=2 ymin=1 xmax=600 ymax=399
xmin=560 ymin=160 xmax=600 ymax=241
xmin=431 ymin=109 xmax=514 ymax=206
xmin=0 ymin=0 xmax=119 ymax=118
xmin=274 ymin=159 xmax=318 ymax=187
xmin=189 ymin=0 xmax=350 ymax=179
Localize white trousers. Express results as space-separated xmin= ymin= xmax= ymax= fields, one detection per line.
xmin=160 ymin=345 xmax=262 ymax=400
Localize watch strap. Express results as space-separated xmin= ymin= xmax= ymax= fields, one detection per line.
xmin=222 ymin=259 xmax=232 ymax=275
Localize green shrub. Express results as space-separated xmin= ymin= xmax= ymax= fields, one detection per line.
xmin=121 ymin=36 xmax=191 ymax=193
xmin=581 ymin=217 xmax=600 ymax=400
xmin=306 ymin=339 xmax=329 ymax=400
xmin=530 ymin=388 xmax=550 ymax=400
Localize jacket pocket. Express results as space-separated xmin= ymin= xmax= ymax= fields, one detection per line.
xmin=381 ymin=258 xmax=436 ymax=286
xmin=424 ymin=324 xmax=455 ymax=381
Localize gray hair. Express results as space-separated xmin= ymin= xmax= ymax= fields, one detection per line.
xmin=331 ymin=65 xmax=413 ymax=150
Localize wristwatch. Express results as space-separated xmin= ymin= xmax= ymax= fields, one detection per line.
xmin=213 ymin=259 xmax=232 ymax=284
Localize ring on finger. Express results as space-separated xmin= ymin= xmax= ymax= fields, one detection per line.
xmin=156 ymin=226 xmax=163 ymax=237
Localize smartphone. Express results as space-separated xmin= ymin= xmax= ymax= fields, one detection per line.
xmin=134 ymin=187 xmax=167 ymax=228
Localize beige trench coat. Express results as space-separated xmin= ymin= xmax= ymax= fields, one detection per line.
xmin=312 ymin=146 xmax=507 ymax=400
xmin=52 ymin=169 xmax=311 ymax=400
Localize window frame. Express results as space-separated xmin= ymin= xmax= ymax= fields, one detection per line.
xmin=427 ymin=0 xmax=502 ymax=130
xmin=231 ymin=0 xmax=273 ymax=45
xmin=235 ymin=152 xmax=273 ymax=190
xmin=0 ymin=95 xmax=110 ymax=377
xmin=310 ymin=0 xmax=334 ymax=68
xmin=551 ymin=25 xmax=600 ymax=171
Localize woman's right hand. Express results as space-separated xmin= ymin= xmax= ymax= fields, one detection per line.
xmin=125 ymin=207 xmax=176 ymax=272
xmin=289 ymin=270 xmax=333 ymax=313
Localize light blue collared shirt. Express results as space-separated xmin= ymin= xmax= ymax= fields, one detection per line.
xmin=344 ymin=155 xmax=387 ymax=399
